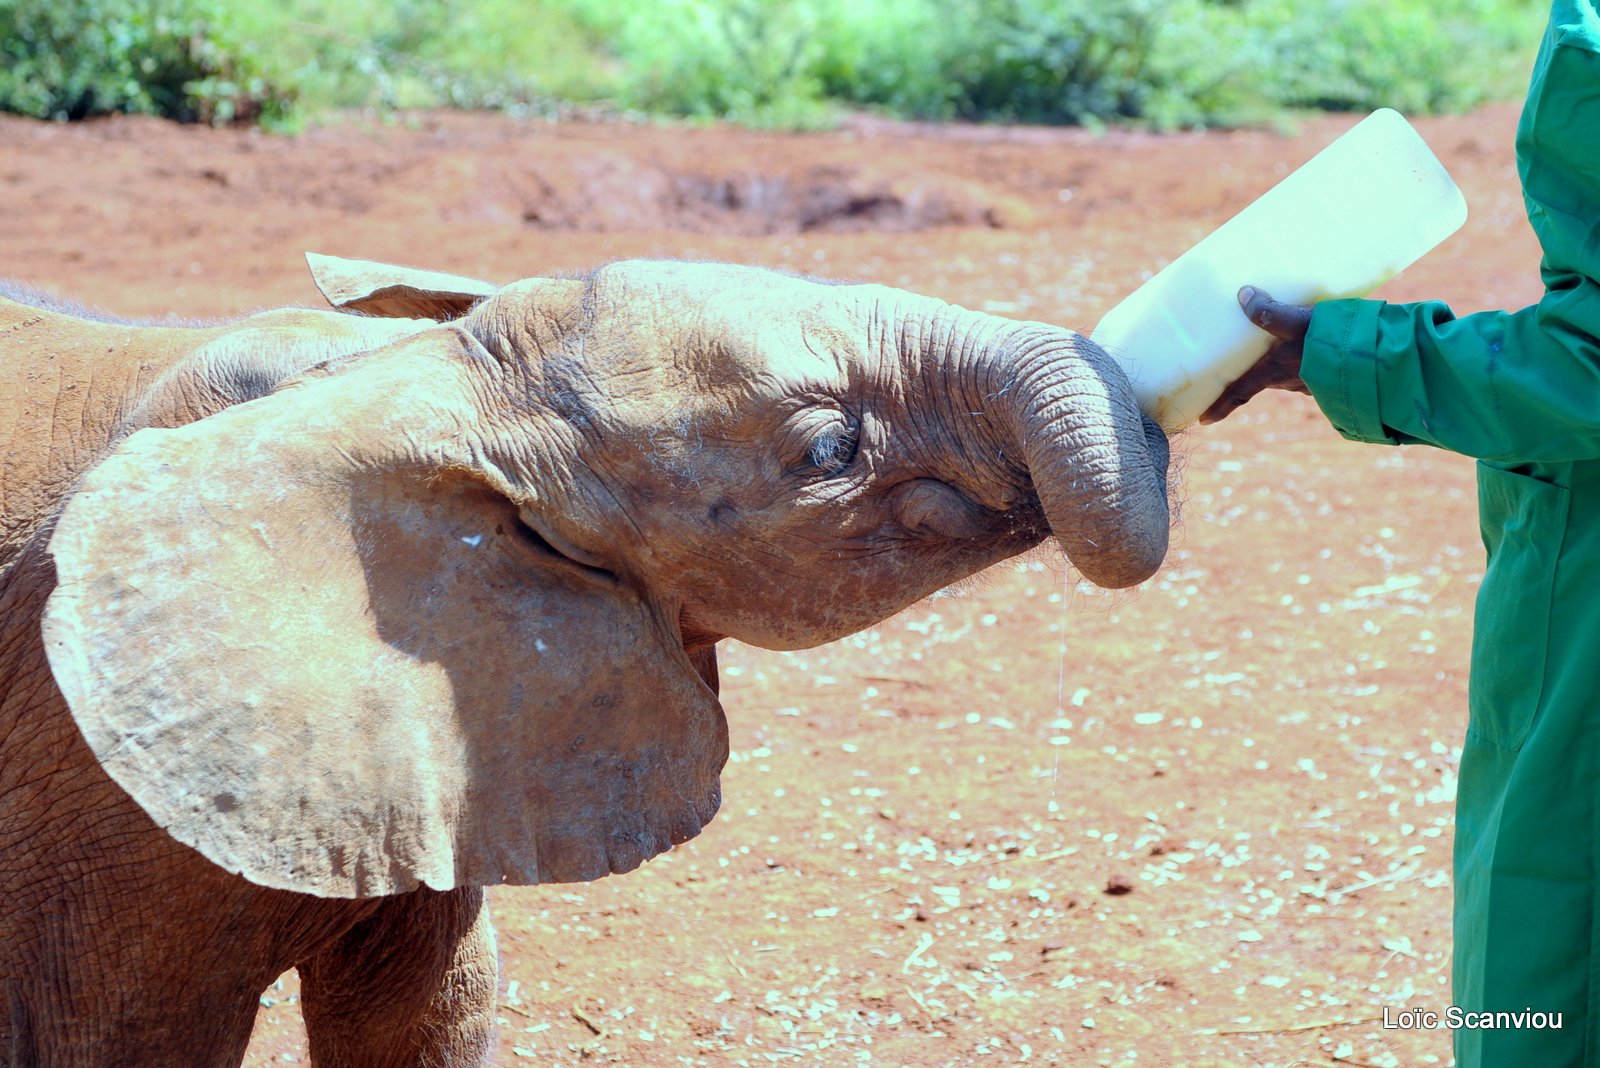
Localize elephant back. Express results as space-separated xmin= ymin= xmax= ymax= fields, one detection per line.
xmin=0 ymin=299 xmax=203 ymax=569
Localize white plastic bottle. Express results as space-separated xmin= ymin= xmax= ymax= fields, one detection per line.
xmin=1090 ymin=108 xmax=1468 ymax=431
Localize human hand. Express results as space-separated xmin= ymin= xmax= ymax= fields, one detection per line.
xmin=1198 ymin=286 xmax=1312 ymax=424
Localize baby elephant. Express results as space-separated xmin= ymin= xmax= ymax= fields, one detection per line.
xmin=0 ymin=256 xmax=1169 ymax=1066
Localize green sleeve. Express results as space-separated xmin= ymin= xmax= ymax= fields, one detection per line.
xmin=1299 ymin=3 xmax=1600 ymax=464
xmin=1301 ymin=278 xmax=1600 ymax=463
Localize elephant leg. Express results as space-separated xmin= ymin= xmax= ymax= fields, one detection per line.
xmin=2 ymin=856 xmax=313 ymax=1068
xmin=297 ymin=886 xmax=497 ymax=1068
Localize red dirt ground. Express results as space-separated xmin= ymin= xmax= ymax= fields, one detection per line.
xmin=0 ymin=102 xmax=1544 ymax=1067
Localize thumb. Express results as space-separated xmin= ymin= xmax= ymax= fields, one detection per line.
xmin=1237 ymin=286 xmax=1311 ymax=342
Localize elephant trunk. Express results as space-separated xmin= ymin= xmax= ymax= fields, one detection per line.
xmin=993 ymin=325 xmax=1171 ymax=588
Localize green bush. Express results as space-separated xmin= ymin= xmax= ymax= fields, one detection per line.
xmin=802 ymin=0 xmax=1543 ymax=129
xmin=809 ymin=0 xmax=968 ymax=119
xmin=215 ymin=0 xmax=621 ymax=116
xmin=608 ymin=0 xmax=836 ymax=127
xmin=948 ymin=0 xmax=1177 ymax=124
xmin=1246 ymin=0 xmax=1540 ymax=116
xmin=0 ymin=0 xmax=1548 ymax=130
xmin=0 ymin=0 xmax=293 ymax=124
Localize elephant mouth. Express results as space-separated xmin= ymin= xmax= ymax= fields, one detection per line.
xmin=945 ymin=497 xmax=1050 ymax=556
xmin=512 ymin=506 xmax=620 ymax=589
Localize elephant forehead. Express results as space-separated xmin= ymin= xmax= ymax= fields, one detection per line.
xmin=570 ymin=262 xmax=934 ymax=407
xmin=597 ymin=262 xmax=862 ymax=331
xmin=600 ymin=259 xmax=820 ymax=298
xmin=583 ymin=319 xmax=845 ymax=402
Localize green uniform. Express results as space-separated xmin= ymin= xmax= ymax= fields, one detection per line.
xmin=1300 ymin=2 xmax=1600 ymax=1063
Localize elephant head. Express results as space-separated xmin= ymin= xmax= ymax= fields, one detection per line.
xmin=44 ymin=257 xmax=1170 ymax=900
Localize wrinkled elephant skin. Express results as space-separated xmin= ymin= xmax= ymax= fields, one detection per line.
xmin=0 ymin=257 xmax=1169 ymax=1066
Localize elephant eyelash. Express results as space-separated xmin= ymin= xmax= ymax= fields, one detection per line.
xmin=806 ymin=420 xmax=860 ymax=477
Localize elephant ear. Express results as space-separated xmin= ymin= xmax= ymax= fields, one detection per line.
xmin=43 ymin=326 xmax=726 ymax=898
xmin=306 ymin=252 xmax=499 ymax=320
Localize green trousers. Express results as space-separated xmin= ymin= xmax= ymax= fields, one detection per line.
xmin=1451 ymin=463 xmax=1598 ymax=1066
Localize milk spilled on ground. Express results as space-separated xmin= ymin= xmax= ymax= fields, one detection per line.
xmin=1092 ymin=108 xmax=1468 ymax=431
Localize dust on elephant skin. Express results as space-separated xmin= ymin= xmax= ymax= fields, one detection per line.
xmin=0 ymin=256 xmax=1169 ymax=1065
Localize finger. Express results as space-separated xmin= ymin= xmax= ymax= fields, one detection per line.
xmin=1198 ymin=358 xmax=1277 ymax=424
xmin=1238 ymin=286 xmax=1312 ymax=342
xmin=1198 ymin=393 xmax=1242 ymax=425
xmin=1198 ymin=341 xmax=1307 ymax=424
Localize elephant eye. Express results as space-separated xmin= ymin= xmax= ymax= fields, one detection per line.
xmin=805 ymin=417 xmax=860 ymax=477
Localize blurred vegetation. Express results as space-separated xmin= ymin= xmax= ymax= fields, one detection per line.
xmin=0 ymin=0 xmax=1547 ymax=131
xmin=0 ymin=0 xmax=293 ymax=124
